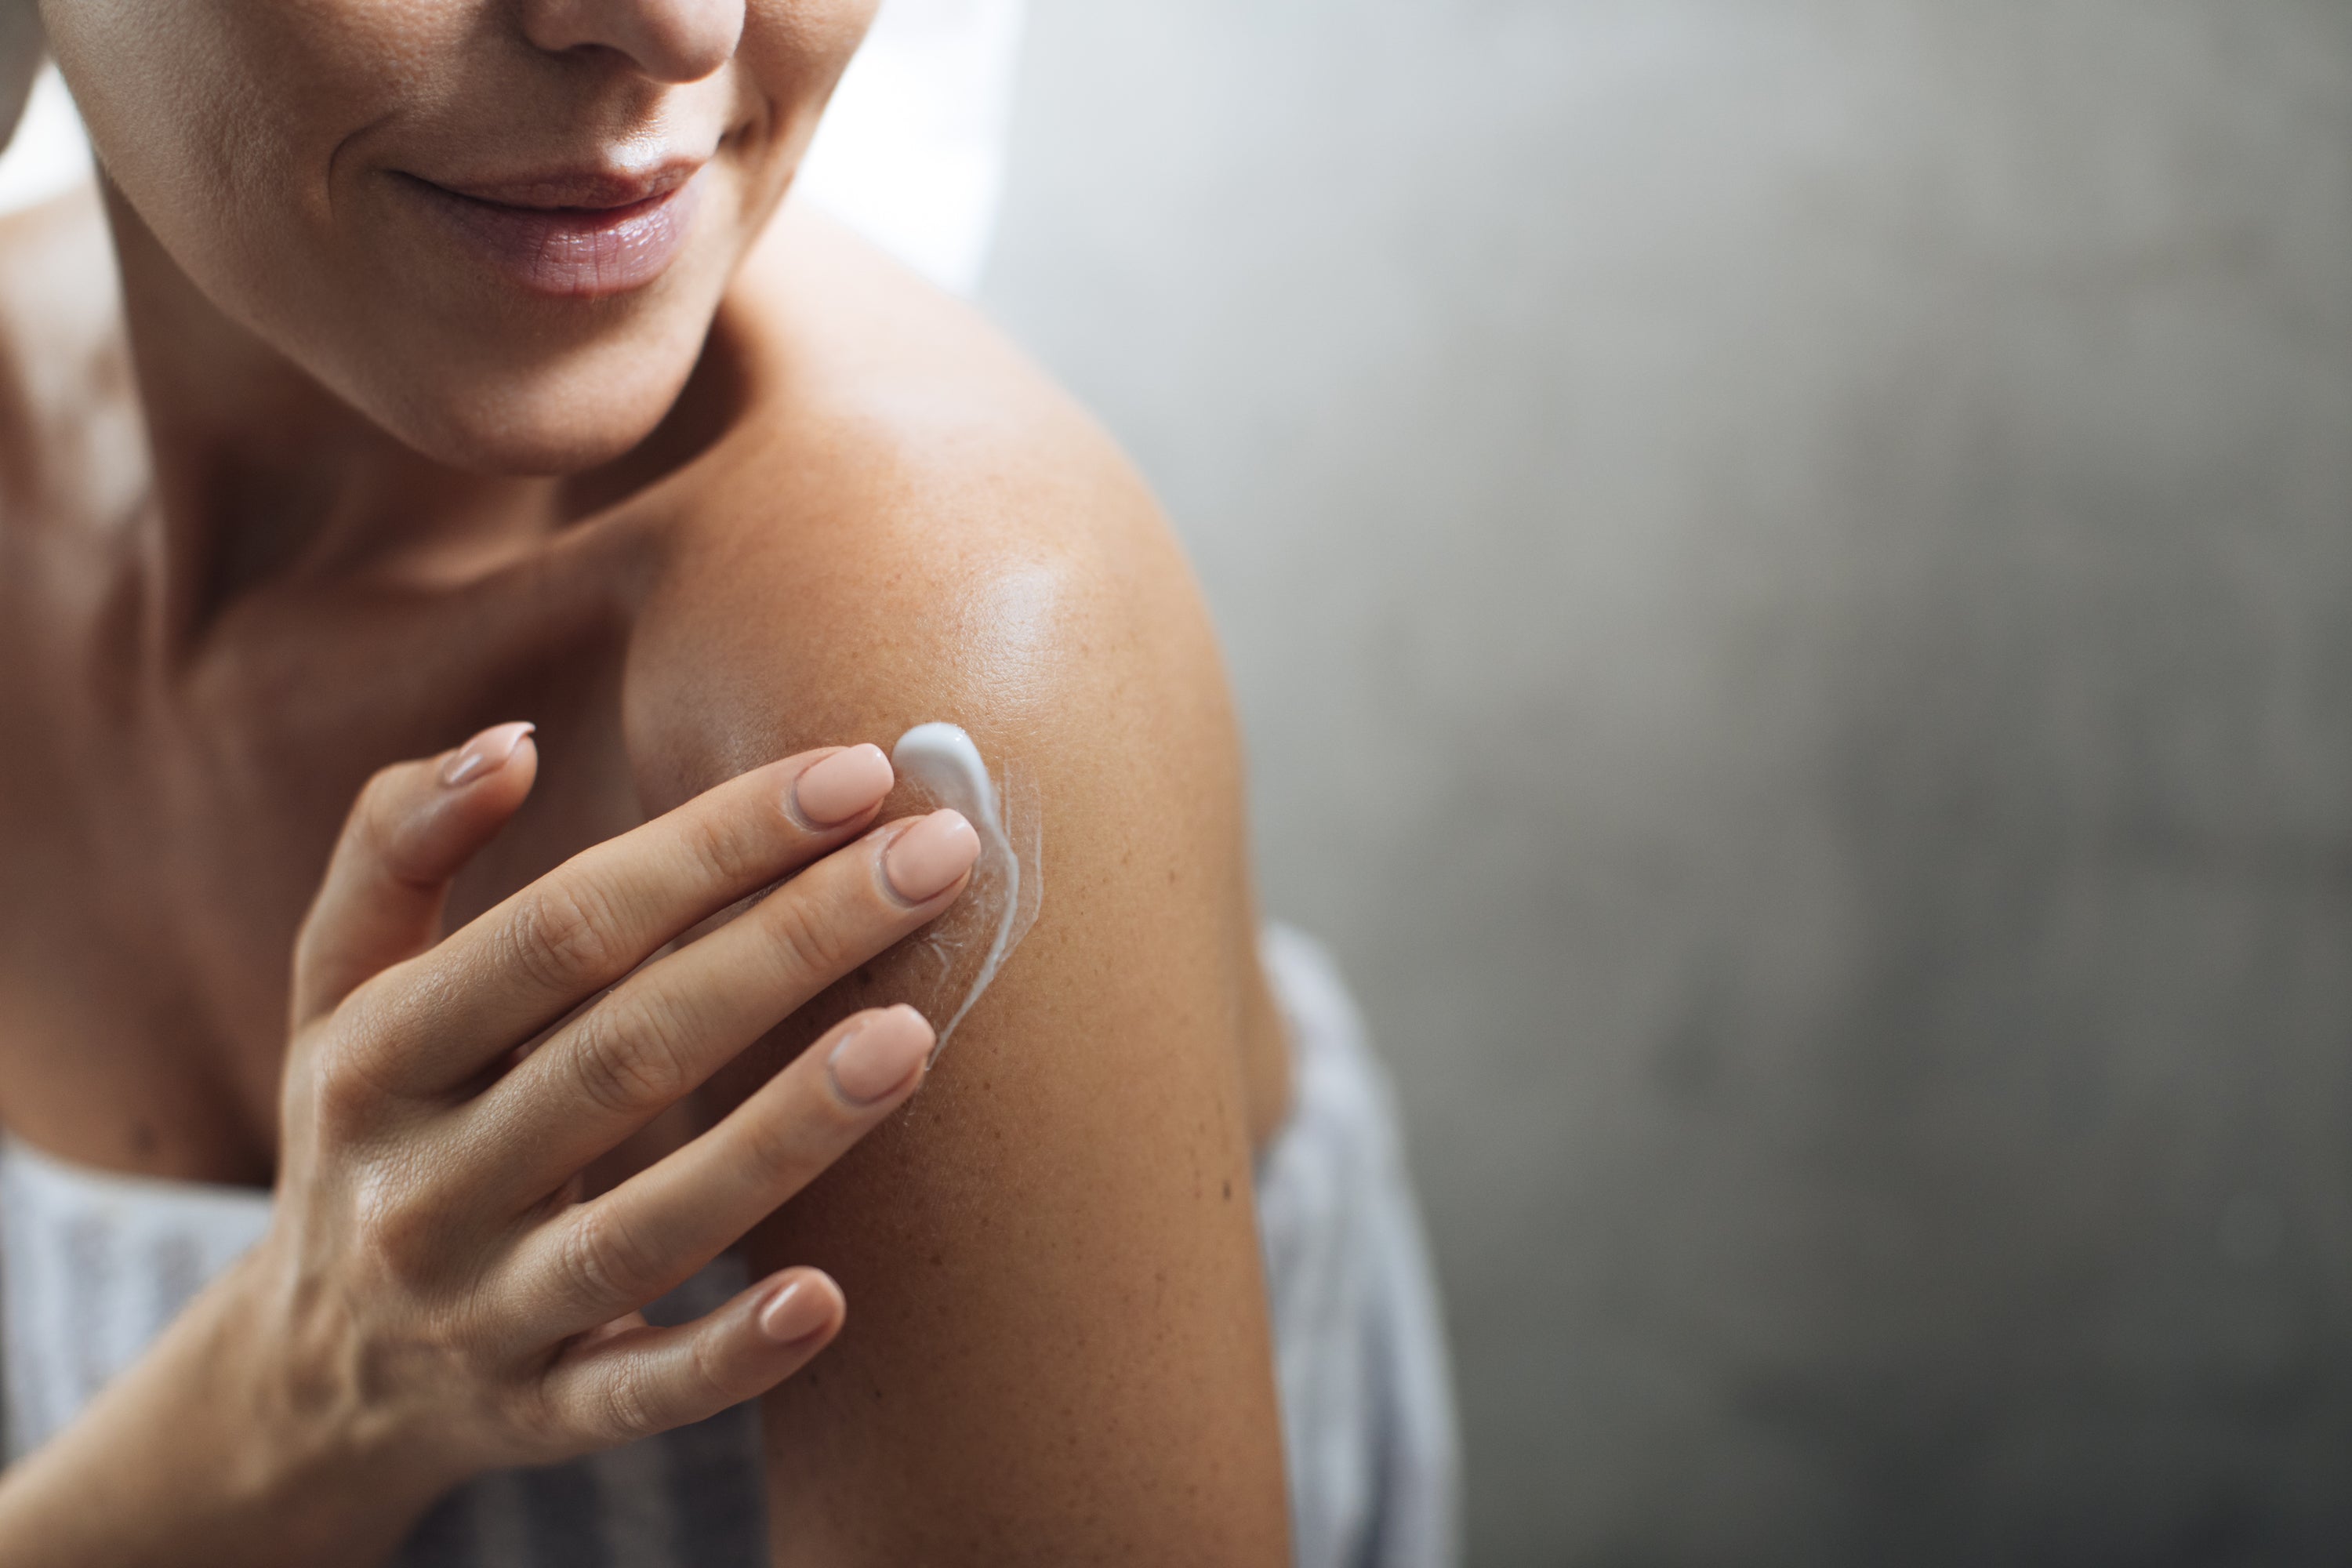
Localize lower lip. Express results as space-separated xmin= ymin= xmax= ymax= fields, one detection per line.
xmin=405 ymin=172 xmax=702 ymax=300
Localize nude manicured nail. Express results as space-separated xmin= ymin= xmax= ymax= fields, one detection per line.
xmin=439 ymin=721 xmax=535 ymax=787
xmin=829 ymin=1006 xmax=936 ymax=1105
xmin=757 ymin=1276 xmax=832 ymax=1345
xmin=792 ymin=744 xmax=893 ymax=826
xmin=882 ymin=810 xmax=980 ymax=902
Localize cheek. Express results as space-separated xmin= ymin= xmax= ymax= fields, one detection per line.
xmin=47 ymin=0 xmax=870 ymax=476
xmin=742 ymin=0 xmax=880 ymax=128
xmin=720 ymin=0 xmax=878 ymax=244
xmin=755 ymin=0 xmax=884 ymax=63
xmin=47 ymin=5 xmax=248 ymax=227
xmin=51 ymin=2 xmax=464 ymax=298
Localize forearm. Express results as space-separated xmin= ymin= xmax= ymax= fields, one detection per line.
xmin=0 ymin=731 xmax=962 ymax=1566
xmin=0 ymin=1262 xmax=435 ymax=1568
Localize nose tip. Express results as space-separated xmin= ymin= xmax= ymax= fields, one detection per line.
xmin=521 ymin=0 xmax=746 ymax=84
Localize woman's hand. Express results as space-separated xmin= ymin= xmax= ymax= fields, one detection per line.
xmin=0 ymin=724 xmax=982 ymax=1566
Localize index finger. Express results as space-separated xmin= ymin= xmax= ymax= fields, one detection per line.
xmin=348 ymin=742 xmax=896 ymax=1095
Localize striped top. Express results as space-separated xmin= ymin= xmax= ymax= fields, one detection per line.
xmin=0 ymin=927 xmax=1457 ymax=1567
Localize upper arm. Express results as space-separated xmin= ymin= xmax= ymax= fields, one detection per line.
xmin=625 ymin=390 xmax=1290 ymax=1563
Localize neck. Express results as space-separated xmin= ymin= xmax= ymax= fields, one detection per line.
xmin=102 ymin=179 xmax=561 ymax=646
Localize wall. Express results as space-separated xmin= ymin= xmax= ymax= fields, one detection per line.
xmin=979 ymin=4 xmax=2352 ymax=1563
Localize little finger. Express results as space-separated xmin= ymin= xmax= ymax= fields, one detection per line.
xmin=537 ymin=1268 xmax=847 ymax=1453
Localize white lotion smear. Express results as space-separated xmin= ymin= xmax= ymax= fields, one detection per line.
xmin=890 ymin=723 xmax=1042 ymax=1057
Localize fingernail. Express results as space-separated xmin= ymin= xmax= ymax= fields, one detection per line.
xmin=440 ymin=722 xmax=535 ymax=788
xmin=757 ymin=1276 xmax=833 ymax=1345
xmin=829 ymin=1006 xmax=935 ymax=1105
xmin=881 ymin=810 xmax=980 ymax=903
xmin=792 ymin=744 xmax=893 ymax=827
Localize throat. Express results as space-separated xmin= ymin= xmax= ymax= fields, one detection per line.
xmin=158 ymin=435 xmax=571 ymax=641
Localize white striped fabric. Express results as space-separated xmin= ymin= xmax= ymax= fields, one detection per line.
xmin=0 ymin=928 xmax=1458 ymax=1566
xmin=1256 ymin=926 xmax=1462 ymax=1568
xmin=0 ymin=1149 xmax=768 ymax=1567
xmin=0 ymin=1143 xmax=272 ymax=1463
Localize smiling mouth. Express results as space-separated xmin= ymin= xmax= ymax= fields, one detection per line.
xmin=402 ymin=165 xmax=706 ymax=300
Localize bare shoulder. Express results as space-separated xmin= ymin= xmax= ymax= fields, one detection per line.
xmin=618 ymin=204 xmax=1261 ymax=1013
xmin=619 ymin=200 xmax=1282 ymax=1156
xmin=619 ymin=209 xmax=1291 ymax=1563
xmin=624 ymin=204 xmax=1232 ymax=821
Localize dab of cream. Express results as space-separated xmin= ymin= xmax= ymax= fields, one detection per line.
xmin=891 ymin=723 xmax=1041 ymax=1057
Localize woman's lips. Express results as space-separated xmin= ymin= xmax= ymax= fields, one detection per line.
xmin=404 ymin=165 xmax=704 ymax=300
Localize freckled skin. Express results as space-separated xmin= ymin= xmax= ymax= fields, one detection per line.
xmin=635 ymin=212 xmax=1297 ymax=1563
xmin=0 ymin=192 xmax=1294 ymax=1568
xmin=0 ymin=1 xmax=1293 ymax=1552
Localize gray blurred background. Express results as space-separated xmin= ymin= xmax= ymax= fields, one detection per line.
xmin=981 ymin=2 xmax=2352 ymax=1563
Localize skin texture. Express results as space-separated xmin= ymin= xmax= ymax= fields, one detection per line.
xmin=637 ymin=220 xmax=1292 ymax=1563
xmin=0 ymin=732 xmax=967 ymax=1564
xmin=0 ymin=0 xmax=1293 ymax=1560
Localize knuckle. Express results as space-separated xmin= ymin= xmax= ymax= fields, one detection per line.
xmin=739 ymin=1095 xmax=829 ymax=1188
xmin=561 ymin=1203 xmax=670 ymax=1314
xmin=685 ymin=1326 xmax=735 ymax=1410
xmin=760 ymin=885 xmax=858 ymax=985
xmin=310 ymin=1049 xmax=379 ymax=1142
xmin=678 ymin=806 xmax=769 ymax=893
xmin=310 ymin=978 xmax=409 ymax=1118
xmin=599 ymin=1362 xmax=662 ymax=1443
xmin=564 ymin=995 xmax=695 ymax=1119
xmin=351 ymin=1171 xmax=443 ymax=1286
xmin=503 ymin=880 xmax=627 ymax=996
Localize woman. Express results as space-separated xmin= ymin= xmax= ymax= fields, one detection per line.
xmin=0 ymin=2 xmax=1454 ymax=1564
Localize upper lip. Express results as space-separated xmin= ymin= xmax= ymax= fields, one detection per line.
xmin=419 ymin=158 xmax=704 ymax=212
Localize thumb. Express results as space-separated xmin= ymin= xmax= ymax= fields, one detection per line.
xmin=290 ymin=721 xmax=539 ymax=1028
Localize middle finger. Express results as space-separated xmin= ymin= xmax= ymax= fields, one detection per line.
xmin=460 ymin=808 xmax=978 ymax=1204
xmin=353 ymin=744 xmax=895 ymax=1096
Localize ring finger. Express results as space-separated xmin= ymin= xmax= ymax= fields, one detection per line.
xmin=461 ymin=808 xmax=978 ymax=1208
xmin=508 ymin=1004 xmax=935 ymax=1336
